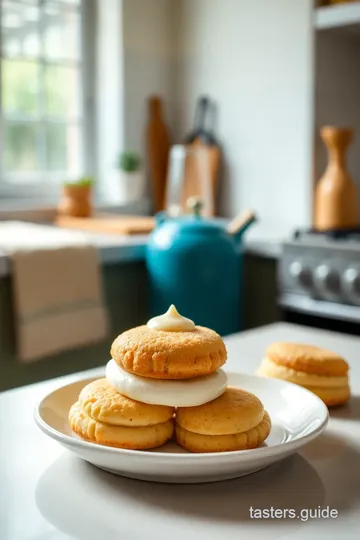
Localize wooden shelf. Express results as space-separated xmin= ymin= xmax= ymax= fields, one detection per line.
xmin=316 ymin=3 xmax=360 ymax=32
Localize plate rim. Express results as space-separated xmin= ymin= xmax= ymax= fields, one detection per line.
xmin=34 ymin=372 xmax=329 ymax=461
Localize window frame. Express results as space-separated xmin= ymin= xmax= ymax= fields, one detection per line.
xmin=0 ymin=0 xmax=96 ymax=202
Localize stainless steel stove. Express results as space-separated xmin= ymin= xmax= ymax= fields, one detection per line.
xmin=278 ymin=229 xmax=360 ymax=334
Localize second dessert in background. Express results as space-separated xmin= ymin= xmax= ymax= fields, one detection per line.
xmin=257 ymin=342 xmax=350 ymax=407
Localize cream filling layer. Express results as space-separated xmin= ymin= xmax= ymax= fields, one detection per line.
xmin=106 ymin=359 xmax=228 ymax=407
xmin=257 ymin=357 xmax=348 ymax=388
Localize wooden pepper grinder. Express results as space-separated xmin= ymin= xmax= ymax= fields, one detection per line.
xmin=314 ymin=126 xmax=358 ymax=231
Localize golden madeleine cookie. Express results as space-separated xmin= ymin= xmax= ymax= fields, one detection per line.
xmin=177 ymin=387 xmax=264 ymax=435
xmin=175 ymin=387 xmax=270 ymax=453
xmin=258 ymin=343 xmax=350 ymax=407
xmin=69 ymin=401 xmax=174 ymax=450
xmin=111 ymin=325 xmax=227 ymax=380
xmin=176 ymin=411 xmax=271 ymax=453
xmin=78 ymin=378 xmax=174 ymax=426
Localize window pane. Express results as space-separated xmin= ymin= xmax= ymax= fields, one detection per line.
xmin=43 ymin=2 xmax=81 ymax=61
xmin=2 ymin=59 xmax=39 ymax=116
xmin=44 ymin=65 xmax=80 ymax=118
xmin=1 ymin=1 xmax=40 ymax=57
xmin=3 ymin=122 xmax=40 ymax=172
xmin=46 ymin=123 xmax=82 ymax=176
xmin=0 ymin=0 xmax=85 ymax=185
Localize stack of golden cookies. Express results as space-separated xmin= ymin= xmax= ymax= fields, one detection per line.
xmin=257 ymin=342 xmax=350 ymax=407
xmin=69 ymin=305 xmax=271 ymax=453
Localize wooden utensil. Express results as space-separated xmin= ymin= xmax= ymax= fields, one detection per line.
xmin=147 ymin=96 xmax=171 ymax=213
xmin=55 ymin=214 xmax=155 ymax=235
xmin=182 ymin=96 xmax=221 ymax=216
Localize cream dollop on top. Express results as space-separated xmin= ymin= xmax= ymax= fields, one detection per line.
xmin=147 ymin=304 xmax=195 ymax=332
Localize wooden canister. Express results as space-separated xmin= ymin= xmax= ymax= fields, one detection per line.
xmin=314 ymin=126 xmax=358 ymax=231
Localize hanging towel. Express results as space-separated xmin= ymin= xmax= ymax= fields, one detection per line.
xmin=0 ymin=222 xmax=108 ymax=362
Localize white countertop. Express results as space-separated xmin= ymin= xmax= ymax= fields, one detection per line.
xmin=1 ymin=322 xmax=360 ymax=540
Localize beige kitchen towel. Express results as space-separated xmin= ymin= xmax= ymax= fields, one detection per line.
xmin=11 ymin=245 xmax=109 ymax=363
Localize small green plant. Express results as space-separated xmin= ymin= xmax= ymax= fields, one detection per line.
xmin=118 ymin=151 xmax=141 ymax=173
xmin=64 ymin=176 xmax=94 ymax=187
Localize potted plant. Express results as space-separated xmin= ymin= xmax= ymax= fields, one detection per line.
xmin=117 ymin=151 xmax=145 ymax=202
xmin=58 ymin=177 xmax=94 ymax=218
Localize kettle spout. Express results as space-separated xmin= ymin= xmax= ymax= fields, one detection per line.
xmin=227 ymin=210 xmax=257 ymax=244
xmin=155 ymin=211 xmax=168 ymax=225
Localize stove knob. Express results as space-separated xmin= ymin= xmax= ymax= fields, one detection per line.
xmin=289 ymin=261 xmax=313 ymax=289
xmin=343 ymin=268 xmax=360 ymax=300
xmin=314 ymin=264 xmax=340 ymax=297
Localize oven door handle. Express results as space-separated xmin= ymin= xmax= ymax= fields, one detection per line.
xmin=279 ymin=293 xmax=360 ymax=323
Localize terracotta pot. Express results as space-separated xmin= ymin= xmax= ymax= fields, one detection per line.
xmin=58 ymin=185 xmax=93 ymax=218
xmin=314 ymin=126 xmax=358 ymax=231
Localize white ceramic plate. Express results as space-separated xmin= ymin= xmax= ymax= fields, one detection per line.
xmin=34 ymin=373 xmax=328 ymax=484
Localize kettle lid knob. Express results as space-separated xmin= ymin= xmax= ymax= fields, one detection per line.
xmin=186 ymin=196 xmax=203 ymax=217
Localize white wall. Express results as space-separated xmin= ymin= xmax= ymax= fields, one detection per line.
xmin=122 ymin=0 xmax=177 ymax=155
xmin=96 ymin=0 xmax=176 ymax=205
xmin=96 ymin=0 xmax=315 ymax=223
xmin=174 ymin=0 xmax=314 ymax=228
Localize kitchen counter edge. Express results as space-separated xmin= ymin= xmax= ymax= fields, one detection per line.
xmin=0 ymin=237 xmax=281 ymax=278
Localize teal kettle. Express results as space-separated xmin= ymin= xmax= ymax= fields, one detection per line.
xmin=146 ymin=199 xmax=256 ymax=336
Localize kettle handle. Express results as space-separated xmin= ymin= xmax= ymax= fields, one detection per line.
xmin=227 ymin=210 xmax=257 ymax=236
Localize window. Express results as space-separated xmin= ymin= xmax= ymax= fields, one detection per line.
xmin=0 ymin=0 xmax=92 ymax=197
